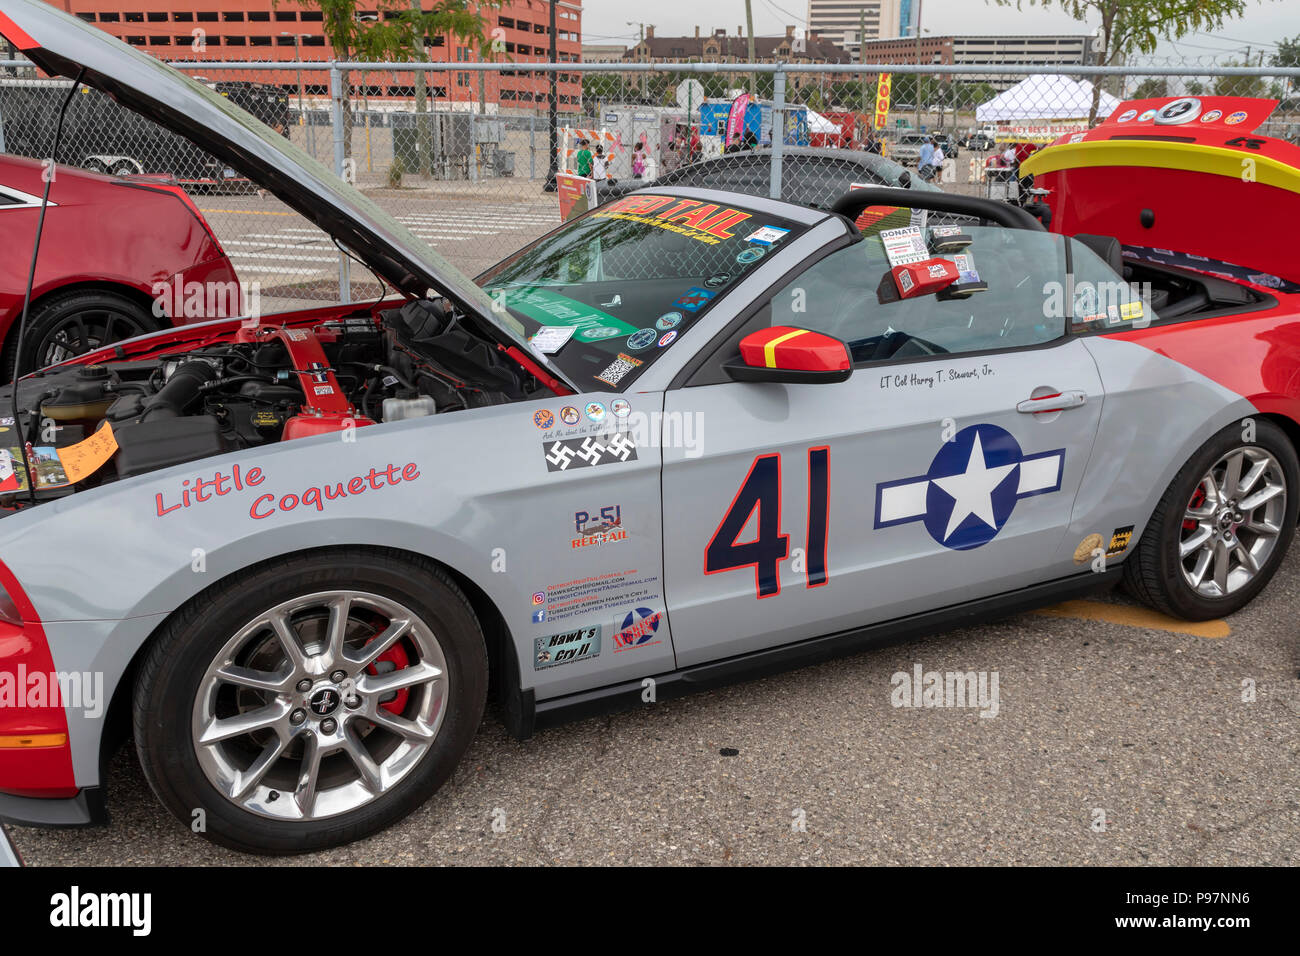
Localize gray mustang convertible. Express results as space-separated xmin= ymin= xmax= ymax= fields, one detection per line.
xmin=0 ymin=0 xmax=1295 ymax=854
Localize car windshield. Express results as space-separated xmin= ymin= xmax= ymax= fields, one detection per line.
xmin=478 ymin=193 xmax=805 ymax=391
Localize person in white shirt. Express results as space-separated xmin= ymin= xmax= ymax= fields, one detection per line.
xmin=929 ymin=142 xmax=946 ymax=181
xmin=591 ymin=145 xmax=608 ymax=182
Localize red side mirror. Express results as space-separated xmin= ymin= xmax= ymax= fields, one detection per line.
xmin=725 ymin=326 xmax=852 ymax=384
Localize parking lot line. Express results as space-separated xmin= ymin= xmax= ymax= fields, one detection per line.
xmin=199 ymin=207 xmax=296 ymax=216
xmin=1031 ymin=599 xmax=1230 ymax=638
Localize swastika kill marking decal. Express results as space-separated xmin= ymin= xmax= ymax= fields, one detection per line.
xmin=544 ymin=431 xmax=639 ymax=472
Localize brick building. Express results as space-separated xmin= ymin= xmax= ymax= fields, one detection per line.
xmin=39 ymin=1 xmax=584 ymax=110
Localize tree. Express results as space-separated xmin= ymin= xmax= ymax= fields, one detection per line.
xmin=1132 ymin=77 xmax=1167 ymax=99
xmin=1185 ymin=79 xmax=1205 ymax=95
xmin=288 ymin=1 xmax=499 ymax=163
xmin=992 ymin=1 xmax=1258 ymax=120
xmin=1213 ymin=60 xmax=1267 ymax=97
xmin=1272 ymin=34 xmax=1300 ymax=99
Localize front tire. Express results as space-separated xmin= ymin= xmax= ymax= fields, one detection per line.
xmin=133 ymin=549 xmax=488 ymax=854
xmin=1124 ymin=419 xmax=1298 ymax=620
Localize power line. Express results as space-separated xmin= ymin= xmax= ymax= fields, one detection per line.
xmin=759 ymin=0 xmax=808 ymax=26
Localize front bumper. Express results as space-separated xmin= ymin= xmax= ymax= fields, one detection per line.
xmin=0 ymin=786 xmax=105 ymax=827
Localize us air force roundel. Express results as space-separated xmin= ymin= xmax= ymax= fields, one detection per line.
xmin=874 ymin=424 xmax=1065 ymax=550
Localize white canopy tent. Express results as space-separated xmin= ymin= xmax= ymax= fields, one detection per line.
xmin=976 ymin=74 xmax=1120 ymax=123
xmin=804 ymin=108 xmax=840 ymax=135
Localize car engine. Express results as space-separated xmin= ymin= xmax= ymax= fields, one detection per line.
xmin=1 ymin=298 xmax=544 ymax=508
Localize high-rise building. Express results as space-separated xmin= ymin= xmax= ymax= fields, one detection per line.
xmin=38 ymin=1 xmax=584 ymax=111
xmin=806 ymin=0 xmax=903 ymax=57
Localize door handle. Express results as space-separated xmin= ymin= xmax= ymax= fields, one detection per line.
xmin=1016 ymin=389 xmax=1087 ymax=414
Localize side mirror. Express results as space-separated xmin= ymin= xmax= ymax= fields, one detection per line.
xmin=722 ymin=326 xmax=852 ymax=384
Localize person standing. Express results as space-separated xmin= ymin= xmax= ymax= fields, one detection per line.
xmin=631 ymin=143 xmax=647 ymax=179
xmin=929 ymin=140 xmax=946 ymax=183
xmin=574 ymin=138 xmax=593 ymax=178
xmin=918 ymin=136 xmax=935 ymax=172
xmin=591 ymin=144 xmax=608 ymax=182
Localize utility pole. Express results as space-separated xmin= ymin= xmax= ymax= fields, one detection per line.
xmin=544 ymin=0 xmax=559 ymax=190
xmin=408 ymin=1 xmax=432 ymax=178
xmin=858 ymin=7 xmax=867 ymax=113
xmin=745 ymin=0 xmax=756 ymax=96
xmin=914 ymin=0 xmax=923 ymax=130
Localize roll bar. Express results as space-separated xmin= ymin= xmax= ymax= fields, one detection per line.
xmin=829 ymin=186 xmax=1046 ymax=232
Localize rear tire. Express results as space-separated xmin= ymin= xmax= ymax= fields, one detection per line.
xmin=6 ymin=288 xmax=157 ymax=379
xmin=133 ymin=549 xmax=489 ymax=854
xmin=1124 ymin=419 xmax=1298 ymax=620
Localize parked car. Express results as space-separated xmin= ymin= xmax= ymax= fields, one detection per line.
xmin=0 ymin=153 xmax=239 ymax=379
xmin=597 ymin=146 xmax=940 ymax=209
xmin=5 ymin=2 xmax=1300 ymax=857
xmin=890 ymin=131 xmax=931 ymax=165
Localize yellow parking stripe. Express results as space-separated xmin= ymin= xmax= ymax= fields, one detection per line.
xmin=199 ymin=208 xmax=295 ymax=216
xmin=1032 ymin=599 xmax=1230 ymax=638
xmin=764 ymin=329 xmax=807 ymax=368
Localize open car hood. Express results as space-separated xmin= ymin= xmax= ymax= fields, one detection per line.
xmin=0 ymin=0 xmax=575 ymax=389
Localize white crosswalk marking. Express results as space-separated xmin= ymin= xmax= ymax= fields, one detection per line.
xmin=207 ymin=199 xmax=563 ymax=297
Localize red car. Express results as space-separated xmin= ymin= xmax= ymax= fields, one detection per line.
xmin=0 ymin=153 xmax=239 ymax=378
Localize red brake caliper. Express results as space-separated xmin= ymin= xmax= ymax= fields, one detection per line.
xmin=1183 ymin=486 xmax=1206 ymax=532
xmin=364 ymin=638 xmax=411 ymax=715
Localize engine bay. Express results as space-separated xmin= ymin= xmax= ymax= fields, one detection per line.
xmin=1 ymin=298 xmax=549 ymax=509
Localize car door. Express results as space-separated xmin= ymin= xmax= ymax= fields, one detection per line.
xmin=661 ymin=224 xmax=1106 ymax=666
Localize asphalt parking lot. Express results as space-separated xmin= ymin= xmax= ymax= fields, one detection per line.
xmin=9 ymin=547 xmax=1298 ymax=866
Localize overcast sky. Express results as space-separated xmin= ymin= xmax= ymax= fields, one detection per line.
xmin=583 ymin=0 xmax=1300 ymax=66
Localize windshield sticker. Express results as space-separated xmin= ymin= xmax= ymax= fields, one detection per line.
xmin=737 ymin=246 xmax=766 ymax=264
xmin=881 ymin=226 xmax=929 ymax=266
xmin=592 ymin=195 xmax=754 ymax=244
xmin=658 ymin=331 xmax=678 ymax=347
xmin=673 ymin=287 xmax=715 ymax=311
xmin=656 ymin=312 xmax=683 ymax=330
xmin=626 ymin=328 xmax=659 ymax=350
xmin=953 ymin=253 xmax=980 ymax=283
xmin=746 ymin=225 xmax=790 ymax=245
xmin=530 ymin=325 xmax=576 ymax=354
xmin=491 ymin=286 xmax=638 ymax=338
xmin=596 ymin=353 xmax=642 ymax=386
xmin=576 ymin=326 xmax=625 ymax=342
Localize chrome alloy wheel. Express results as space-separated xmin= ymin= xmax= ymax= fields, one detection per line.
xmin=192 ymin=591 xmax=449 ymax=821
xmin=1179 ymin=445 xmax=1287 ymax=599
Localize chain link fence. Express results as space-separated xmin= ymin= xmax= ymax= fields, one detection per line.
xmin=2 ymin=55 xmax=1298 ymax=313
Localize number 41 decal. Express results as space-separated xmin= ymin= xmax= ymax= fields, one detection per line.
xmin=704 ymin=447 xmax=829 ymax=598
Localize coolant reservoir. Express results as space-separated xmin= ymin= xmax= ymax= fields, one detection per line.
xmin=383 ymin=397 xmax=437 ymax=422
